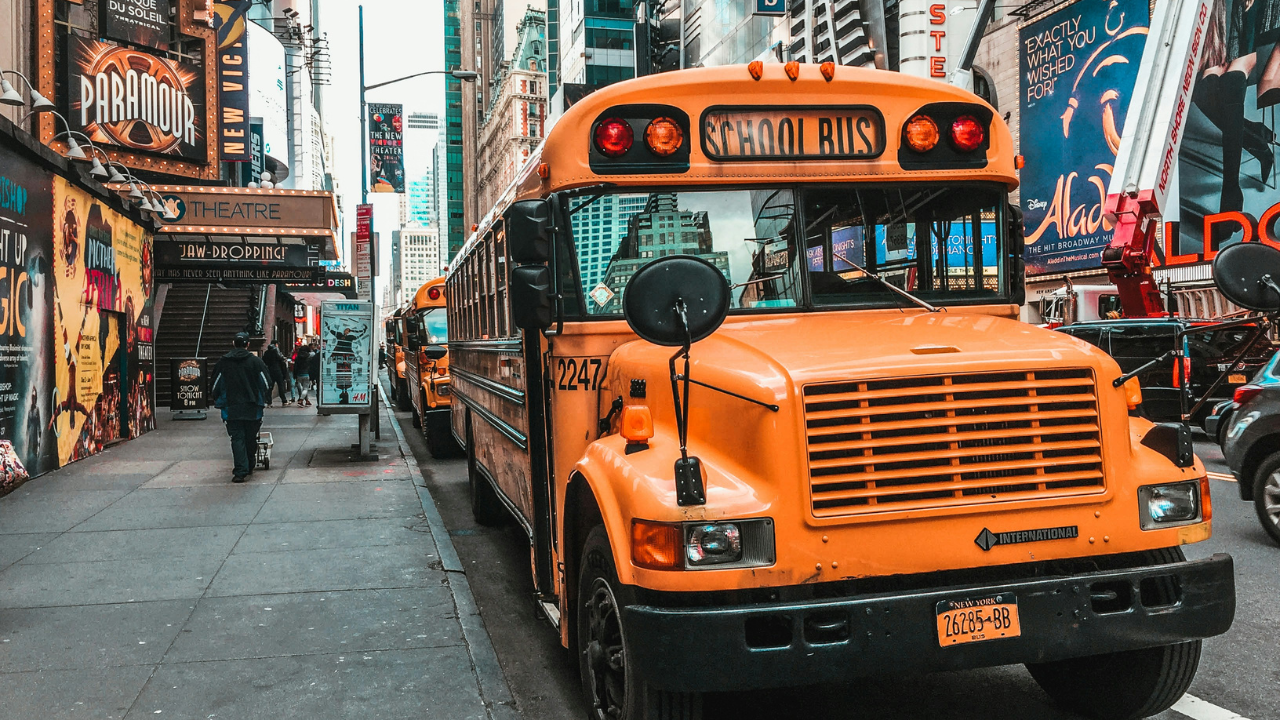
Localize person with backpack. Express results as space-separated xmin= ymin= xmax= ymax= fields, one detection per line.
xmin=211 ymin=332 xmax=270 ymax=483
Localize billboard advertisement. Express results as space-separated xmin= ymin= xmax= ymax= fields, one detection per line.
xmin=318 ymin=302 xmax=373 ymax=411
xmin=214 ymin=1 xmax=252 ymax=162
xmin=51 ymin=177 xmax=156 ymax=465
xmin=1175 ymin=0 xmax=1280 ymax=258
xmin=0 ymin=144 xmax=57 ymax=480
xmin=1019 ymin=0 xmax=1149 ymax=275
xmin=66 ymin=37 xmax=207 ymax=161
xmin=101 ymin=0 xmax=172 ymax=50
xmin=368 ymin=103 xmax=405 ymax=193
xmin=247 ymin=20 xmax=288 ymax=170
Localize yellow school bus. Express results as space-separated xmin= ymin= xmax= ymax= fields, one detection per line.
xmin=404 ymin=277 xmax=458 ymax=457
xmin=383 ymin=307 xmax=412 ymax=410
xmin=445 ymin=64 xmax=1233 ymax=720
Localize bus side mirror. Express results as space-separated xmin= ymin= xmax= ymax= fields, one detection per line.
xmin=510 ymin=265 xmax=553 ymax=329
xmin=507 ymin=200 xmax=552 ymax=263
xmin=1007 ymin=204 xmax=1026 ymax=307
xmin=423 ymin=345 xmax=447 ymax=361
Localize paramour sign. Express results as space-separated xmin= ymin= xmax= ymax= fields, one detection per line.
xmin=170 ymin=357 xmax=208 ymax=410
xmin=701 ymin=106 xmax=885 ymax=161
xmin=67 ymin=37 xmax=206 ymax=160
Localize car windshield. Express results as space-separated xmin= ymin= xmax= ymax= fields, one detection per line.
xmin=418 ymin=308 xmax=448 ymax=345
xmin=561 ymin=185 xmax=1006 ymax=316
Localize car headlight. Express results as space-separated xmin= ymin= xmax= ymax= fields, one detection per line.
xmin=1138 ymin=480 xmax=1202 ymax=530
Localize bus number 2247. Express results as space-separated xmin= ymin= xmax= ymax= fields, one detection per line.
xmin=556 ymin=357 xmax=604 ymax=391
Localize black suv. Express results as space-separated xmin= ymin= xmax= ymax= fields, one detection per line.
xmin=1222 ymin=351 xmax=1280 ymax=545
xmin=1055 ymin=319 xmax=1273 ymax=422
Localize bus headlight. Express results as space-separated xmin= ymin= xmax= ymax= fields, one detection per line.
xmin=1138 ymin=481 xmax=1201 ymax=529
xmin=685 ymin=518 xmax=774 ymax=569
xmin=686 ymin=523 xmax=741 ymax=565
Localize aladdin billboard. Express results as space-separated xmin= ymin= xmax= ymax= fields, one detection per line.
xmin=66 ymin=37 xmax=207 ymax=161
xmin=1019 ymin=0 xmax=1148 ymax=276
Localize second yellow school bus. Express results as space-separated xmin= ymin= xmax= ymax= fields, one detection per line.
xmin=445 ymin=64 xmax=1233 ymax=720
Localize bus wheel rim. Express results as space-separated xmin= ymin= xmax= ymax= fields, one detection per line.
xmin=585 ymin=577 xmax=626 ymax=720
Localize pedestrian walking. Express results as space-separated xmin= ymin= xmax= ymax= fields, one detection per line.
xmin=211 ymin=332 xmax=270 ymax=483
xmin=292 ymin=342 xmax=314 ymax=407
xmin=307 ymin=342 xmax=321 ymax=403
xmin=262 ymin=342 xmax=293 ymax=406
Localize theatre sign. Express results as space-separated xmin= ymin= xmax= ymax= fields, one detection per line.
xmin=147 ymin=186 xmax=340 ymax=283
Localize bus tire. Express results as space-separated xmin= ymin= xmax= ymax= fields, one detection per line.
xmin=467 ymin=424 xmax=506 ymax=526
xmin=410 ymin=392 xmax=422 ymax=428
xmin=577 ymin=525 xmax=702 ymax=720
xmin=426 ymin=412 xmax=461 ymax=458
xmin=1026 ymin=550 xmax=1200 ymax=720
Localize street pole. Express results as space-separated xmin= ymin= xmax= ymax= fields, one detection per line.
xmin=357 ymin=4 xmax=380 ymax=448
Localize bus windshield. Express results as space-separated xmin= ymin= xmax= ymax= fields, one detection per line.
xmin=416 ymin=308 xmax=449 ymax=344
xmin=565 ymin=184 xmax=1006 ymax=316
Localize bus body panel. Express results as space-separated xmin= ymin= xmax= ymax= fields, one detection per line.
xmin=404 ymin=277 xmax=455 ymax=423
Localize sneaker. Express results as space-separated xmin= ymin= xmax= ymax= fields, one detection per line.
xmin=232 ymin=475 xmax=247 ymax=483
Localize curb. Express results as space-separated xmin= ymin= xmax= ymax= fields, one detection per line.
xmin=379 ymin=386 xmax=522 ymax=720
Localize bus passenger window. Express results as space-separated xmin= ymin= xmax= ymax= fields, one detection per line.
xmin=566 ymin=189 xmax=800 ymax=315
xmin=802 ymin=184 xmax=1005 ymax=309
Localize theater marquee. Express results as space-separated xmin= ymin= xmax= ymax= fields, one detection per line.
xmin=36 ymin=0 xmax=220 ymax=179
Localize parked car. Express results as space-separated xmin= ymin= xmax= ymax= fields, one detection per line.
xmin=1203 ymin=398 xmax=1235 ymax=446
xmin=1221 ymin=351 xmax=1280 ymax=545
xmin=1055 ymin=318 xmax=1274 ymax=422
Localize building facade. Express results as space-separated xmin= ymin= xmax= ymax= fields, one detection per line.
xmin=444 ymin=0 xmax=466 ymax=256
xmin=475 ymin=9 xmax=548 ymax=216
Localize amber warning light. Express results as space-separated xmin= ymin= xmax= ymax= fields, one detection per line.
xmin=905 ymin=115 xmax=940 ymax=152
xmin=644 ymin=118 xmax=684 ymax=157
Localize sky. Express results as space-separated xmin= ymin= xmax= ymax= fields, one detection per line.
xmin=319 ymin=0 xmax=446 ymax=285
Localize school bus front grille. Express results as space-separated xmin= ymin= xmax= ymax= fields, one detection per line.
xmin=803 ymin=369 xmax=1105 ymax=518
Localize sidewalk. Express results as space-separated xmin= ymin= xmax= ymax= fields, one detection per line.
xmin=0 ymin=397 xmax=518 ymax=720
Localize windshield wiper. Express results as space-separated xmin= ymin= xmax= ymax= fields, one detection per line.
xmin=831 ymin=251 xmax=940 ymax=312
xmin=732 ymin=274 xmax=786 ymax=289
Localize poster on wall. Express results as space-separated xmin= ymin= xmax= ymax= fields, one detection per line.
xmin=318 ymin=301 xmax=372 ymax=412
xmin=214 ymin=1 xmax=252 ymax=161
xmin=51 ymin=177 xmax=156 ymax=465
xmin=0 ymin=145 xmax=57 ymax=480
xmin=66 ymin=37 xmax=207 ymax=161
xmin=368 ymin=103 xmax=405 ymax=193
xmin=1019 ymin=0 xmax=1149 ymax=275
xmin=1175 ymin=0 xmax=1280 ymax=257
xmin=101 ymin=0 xmax=172 ymax=51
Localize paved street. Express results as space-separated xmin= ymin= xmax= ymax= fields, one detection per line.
xmin=388 ymin=377 xmax=1278 ymax=720
xmin=0 ymin=401 xmax=517 ymax=720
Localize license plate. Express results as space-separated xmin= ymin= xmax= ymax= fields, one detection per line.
xmin=936 ymin=594 xmax=1021 ymax=646
xmin=1229 ymin=374 xmax=1248 ymax=384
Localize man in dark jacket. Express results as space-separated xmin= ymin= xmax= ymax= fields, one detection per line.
xmin=211 ymin=332 xmax=270 ymax=482
xmin=292 ymin=343 xmax=313 ymax=407
xmin=307 ymin=341 xmax=321 ymax=403
xmin=262 ymin=342 xmax=292 ymax=406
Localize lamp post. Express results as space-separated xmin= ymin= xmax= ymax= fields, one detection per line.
xmin=355 ymin=4 xmax=478 ymax=444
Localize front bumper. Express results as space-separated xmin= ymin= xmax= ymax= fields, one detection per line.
xmin=623 ymin=553 xmax=1235 ymax=693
